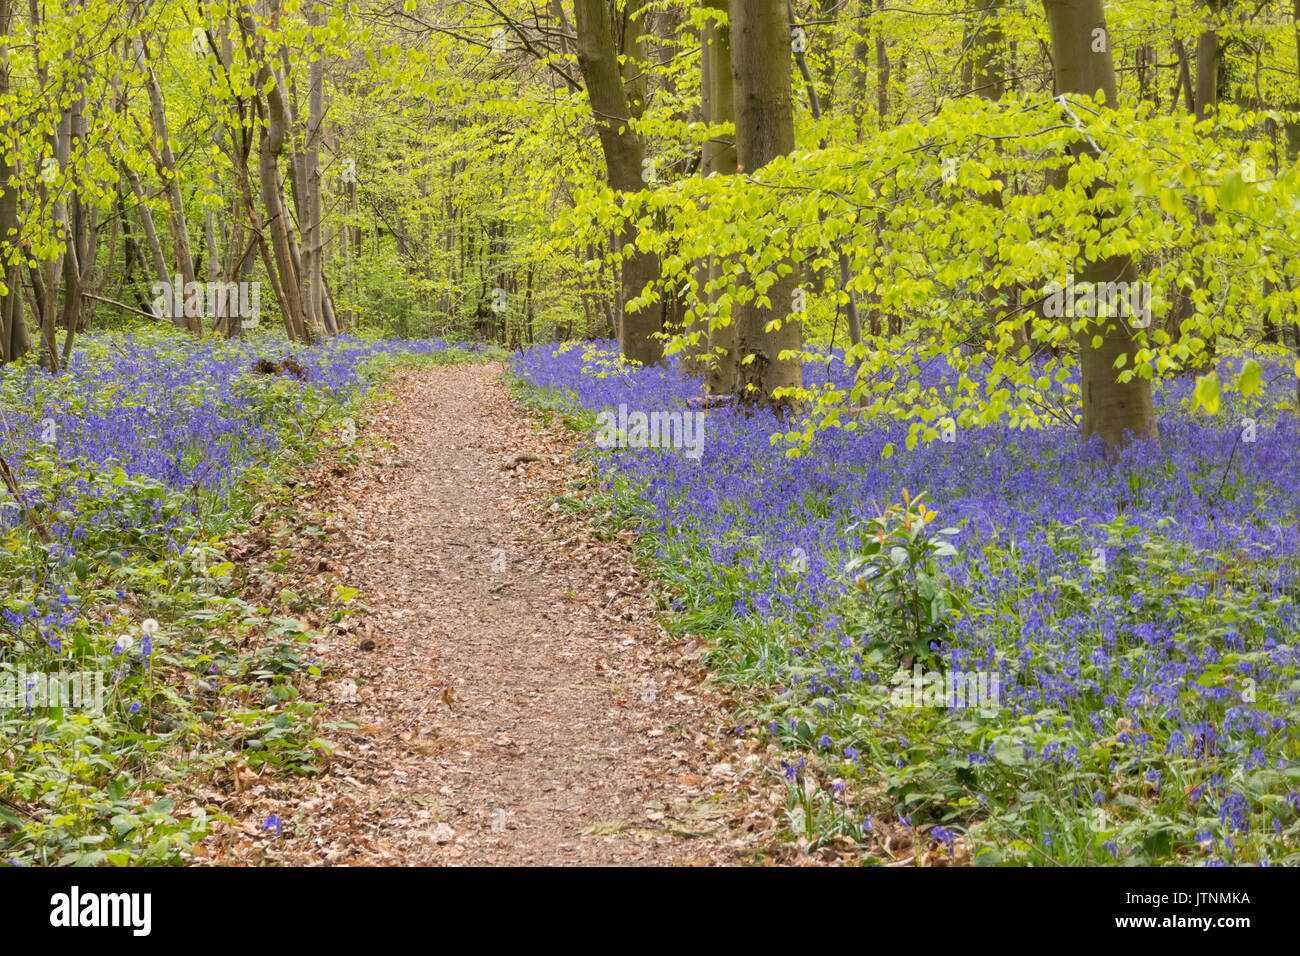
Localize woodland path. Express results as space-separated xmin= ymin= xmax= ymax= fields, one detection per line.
xmin=198 ymin=363 xmax=785 ymax=865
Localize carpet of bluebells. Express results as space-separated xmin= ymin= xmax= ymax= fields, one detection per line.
xmin=1 ymin=331 xmax=476 ymax=865
xmin=514 ymin=340 xmax=1300 ymax=865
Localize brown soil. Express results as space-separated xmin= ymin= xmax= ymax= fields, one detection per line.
xmin=194 ymin=363 xmax=791 ymax=865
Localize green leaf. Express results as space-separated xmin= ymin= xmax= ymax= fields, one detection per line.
xmin=1237 ymin=359 xmax=1262 ymax=398
xmin=1192 ymin=370 xmax=1220 ymax=415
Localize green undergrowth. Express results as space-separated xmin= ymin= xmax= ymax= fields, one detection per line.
xmin=0 ymin=334 xmax=488 ymax=866
xmin=506 ymin=371 xmax=1300 ymax=868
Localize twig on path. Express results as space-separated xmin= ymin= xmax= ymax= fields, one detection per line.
xmin=500 ymin=453 xmax=540 ymax=470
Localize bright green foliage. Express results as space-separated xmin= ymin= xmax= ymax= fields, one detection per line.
xmin=844 ymin=490 xmax=965 ymax=668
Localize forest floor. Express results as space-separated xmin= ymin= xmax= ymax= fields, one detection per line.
xmin=193 ymin=363 xmax=794 ymax=865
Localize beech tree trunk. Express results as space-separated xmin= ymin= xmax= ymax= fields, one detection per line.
xmin=703 ymin=0 xmax=742 ymax=393
xmin=572 ymin=0 xmax=664 ymax=365
xmin=973 ymin=0 xmax=1010 ymax=341
xmin=729 ymin=0 xmax=803 ymax=411
xmin=1042 ymin=0 xmax=1158 ymax=449
xmin=0 ymin=0 xmax=28 ymax=362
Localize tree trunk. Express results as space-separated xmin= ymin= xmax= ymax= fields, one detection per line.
xmin=1042 ymin=0 xmax=1158 ymax=449
xmin=305 ymin=20 xmax=328 ymax=337
xmin=0 ymin=0 xmax=25 ymax=363
xmin=1194 ymin=7 xmax=1223 ymax=122
xmin=729 ymin=0 xmax=803 ymax=411
xmin=679 ymin=5 xmax=714 ymax=381
xmin=260 ymin=70 xmax=310 ymax=342
xmin=973 ymin=0 xmax=1010 ymax=343
xmin=572 ymin=0 xmax=664 ymax=365
xmin=135 ymin=36 xmax=199 ymax=333
xmin=699 ymin=0 xmax=743 ymax=390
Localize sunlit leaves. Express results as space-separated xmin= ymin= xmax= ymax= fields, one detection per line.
xmin=1192 ymin=370 xmax=1221 ymax=415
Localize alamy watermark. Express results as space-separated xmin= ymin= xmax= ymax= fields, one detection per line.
xmin=2 ymin=667 xmax=107 ymax=716
xmin=152 ymin=276 xmax=261 ymax=329
xmin=49 ymin=886 xmax=151 ymax=936
xmin=594 ymin=404 xmax=706 ymax=460
xmin=888 ymin=664 xmax=1001 ymax=715
xmin=1043 ymin=273 xmax=1152 ymax=328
